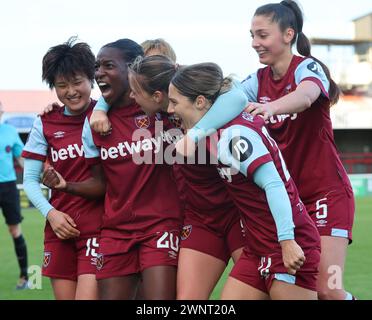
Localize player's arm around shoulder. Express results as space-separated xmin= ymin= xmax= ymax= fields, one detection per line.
xmin=90 ymin=96 xmax=111 ymax=134
xmin=246 ymin=81 xmax=321 ymax=120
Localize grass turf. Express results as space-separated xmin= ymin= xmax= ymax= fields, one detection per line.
xmin=0 ymin=197 xmax=371 ymax=300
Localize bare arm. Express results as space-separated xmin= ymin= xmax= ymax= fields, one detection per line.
xmin=42 ymin=164 xmax=106 ymax=199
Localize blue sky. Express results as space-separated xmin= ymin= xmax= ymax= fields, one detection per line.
xmin=0 ymin=0 xmax=371 ymax=90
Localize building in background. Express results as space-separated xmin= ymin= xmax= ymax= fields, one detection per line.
xmin=311 ymin=12 xmax=372 ymax=196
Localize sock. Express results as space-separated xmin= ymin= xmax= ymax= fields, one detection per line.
xmin=13 ymin=235 xmax=28 ymax=280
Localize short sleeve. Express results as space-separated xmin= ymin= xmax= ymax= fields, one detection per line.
xmin=22 ymin=117 xmax=48 ymax=161
xmin=294 ymin=58 xmax=330 ymax=98
xmin=217 ymin=124 xmax=272 ymax=178
xmin=82 ymin=117 xmax=100 ymax=162
xmin=241 ymin=71 xmax=259 ymax=102
xmin=94 ymin=96 xmax=111 ymax=112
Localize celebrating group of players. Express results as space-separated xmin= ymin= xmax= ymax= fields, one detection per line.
xmin=21 ymin=0 xmax=355 ymax=300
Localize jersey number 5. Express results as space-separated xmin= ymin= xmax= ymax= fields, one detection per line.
xmin=315 ymin=198 xmax=328 ymax=219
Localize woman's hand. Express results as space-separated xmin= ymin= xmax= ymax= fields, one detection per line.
xmin=46 ymin=209 xmax=80 ymax=240
xmin=245 ymin=102 xmax=274 ymax=121
xmin=89 ymin=110 xmax=112 ymax=135
xmin=280 ymin=239 xmax=306 ymax=275
xmin=38 ymin=102 xmax=62 ymax=116
xmin=42 ymin=167 xmax=67 ymax=190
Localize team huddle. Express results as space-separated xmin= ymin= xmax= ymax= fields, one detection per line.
xmin=21 ymin=0 xmax=355 ymax=300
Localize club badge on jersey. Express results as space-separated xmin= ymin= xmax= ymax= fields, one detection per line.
xmin=134 ymin=115 xmax=150 ymax=129
xmin=96 ymin=254 xmax=104 ymax=271
xmin=168 ymin=114 xmax=183 ymax=129
xmin=43 ymin=252 xmax=52 ymax=268
xmin=181 ymin=225 xmax=192 ymax=240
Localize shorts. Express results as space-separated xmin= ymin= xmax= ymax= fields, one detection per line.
xmin=180 ymin=216 xmax=245 ymax=264
xmin=96 ymin=228 xmax=180 ymax=280
xmin=0 ymin=181 xmax=23 ymax=225
xmin=42 ymin=236 xmax=100 ymax=281
xmin=230 ymin=247 xmax=320 ymax=293
xmin=305 ymin=187 xmax=355 ymax=242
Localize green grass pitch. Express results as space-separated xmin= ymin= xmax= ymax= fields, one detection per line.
xmin=0 ymin=197 xmax=371 ymax=300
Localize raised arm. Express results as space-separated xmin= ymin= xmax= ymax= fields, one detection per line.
xmin=187 ymin=80 xmax=248 ymax=143
xmin=90 ymin=95 xmax=111 ymax=134
xmin=176 ymin=80 xmax=248 ymax=156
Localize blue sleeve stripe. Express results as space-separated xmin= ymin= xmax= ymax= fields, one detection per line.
xmin=241 ymin=72 xmax=259 ymax=102
xmin=23 ymin=117 xmax=48 ymax=157
xmin=94 ymin=96 xmax=110 ymax=112
xmin=82 ymin=117 xmax=100 ymax=158
xmin=253 ymin=161 xmax=295 ymax=241
xmin=187 ymin=79 xmax=248 ymax=142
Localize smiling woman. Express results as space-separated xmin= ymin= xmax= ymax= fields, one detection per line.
xmin=40 ymin=38 xmax=184 ymax=300
xmin=22 ymin=36 xmax=105 ymax=300
xmin=42 ymin=36 xmax=96 ymax=115
xmin=177 ymin=0 xmax=357 ymax=301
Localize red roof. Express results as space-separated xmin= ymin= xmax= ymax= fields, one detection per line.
xmin=0 ymin=90 xmax=59 ymax=113
xmin=0 ymin=89 xmax=101 ymax=113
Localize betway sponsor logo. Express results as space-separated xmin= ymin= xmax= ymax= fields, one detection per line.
xmin=267 ymin=113 xmax=297 ymax=124
xmin=100 ymin=129 xmax=181 ymax=162
xmin=51 ymin=144 xmax=84 ymax=162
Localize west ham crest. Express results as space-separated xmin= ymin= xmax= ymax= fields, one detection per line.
xmin=181 ymin=225 xmax=192 ymax=240
xmin=134 ymin=115 xmax=150 ymax=129
xmin=96 ymin=254 xmax=104 ymax=271
xmin=43 ymin=252 xmax=51 ymax=268
xmin=168 ymin=114 xmax=183 ymax=129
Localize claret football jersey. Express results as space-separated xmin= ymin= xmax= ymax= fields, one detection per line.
xmin=83 ymin=103 xmax=183 ymax=239
xmin=22 ymin=101 xmax=103 ymax=239
xmin=209 ymin=112 xmax=320 ymax=255
xmin=177 ymin=152 xmax=239 ymax=235
xmin=242 ymin=55 xmax=352 ymax=202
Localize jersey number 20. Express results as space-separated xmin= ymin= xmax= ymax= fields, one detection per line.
xmin=157 ymin=232 xmax=179 ymax=252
